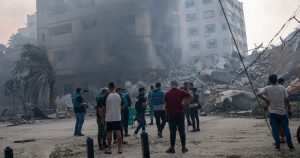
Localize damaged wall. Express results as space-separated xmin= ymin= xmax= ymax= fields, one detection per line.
xmin=36 ymin=0 xmax=181 ymax=94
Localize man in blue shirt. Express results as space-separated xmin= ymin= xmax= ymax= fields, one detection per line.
xmin=72 ymin=88 xmax=88 ymax=136
xmin=150 ymin=82 xmax=166 ymax=138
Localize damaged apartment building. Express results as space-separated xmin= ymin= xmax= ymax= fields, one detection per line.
xmin=179 ymin=0 xmax=248 ymax=70
xmin=36 ymin=0 xmax=181 ymax=95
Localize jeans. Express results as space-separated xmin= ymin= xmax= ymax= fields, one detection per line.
xmin=190 ymin=106 xmax=200 ymax=130
xmin=168 ymin=114 xmax=186 ymax=148
xmin=149 ymin=104 xmax=154 ymax=123
xmin=134 ymin=112 xmax=146 ymax=134
xmin=185 ymin=104 xmax=191 ymax=125
xmin=269 ymin=113 xmax=293 ymax=146
xmin=154 ymin=110 xmax=166 ymax=133
xmin=74 ymin=112 xmax=85 ymax=135
xmin=97 ymin=118 xmax=106 ymax=147
xmin=122 ymin=108 xmax=129 ymax=135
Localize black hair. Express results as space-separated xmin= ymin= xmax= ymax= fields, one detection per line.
xmin=268 ymin=74 xmax=277 ymax=85
xmin=278 ymin=78 xmax=285 ymax=85
xmin=108 ymin=82 xmax=115 ymax=90
xmin=139 ymin=87 xmax=145 ymax=93
xmin=155 ymin=82 xmax=161 ymax=88
xmin=150 ymin=85 xmax=154 ymax=89
xmin=116 ymin=88 xmax=122 ymax=93
xmin=76 ymin=88 xmax=81 ymax=93
xmin=189 ymin=82 xmax=194 ymax=86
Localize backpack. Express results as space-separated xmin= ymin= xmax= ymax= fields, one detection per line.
xmin=71 ymin=93 xmax=80 ymax=108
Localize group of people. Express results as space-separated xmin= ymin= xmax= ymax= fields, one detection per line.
xmin=71 ymin=80 xmax=203 ymax=154
xmin=71 ymin=74 xmax=296 ymax=155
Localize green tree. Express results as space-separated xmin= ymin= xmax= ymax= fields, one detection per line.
xmin=4 ymin=78 xmax=27 ymax=113
xmin=13 ymin=44 xmax=56 ymax=109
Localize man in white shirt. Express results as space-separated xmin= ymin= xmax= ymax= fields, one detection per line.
xmin=257 ymin=74 xmax=294 ymax=151
xmin=103 ymin=82 xmax=123 ymax=154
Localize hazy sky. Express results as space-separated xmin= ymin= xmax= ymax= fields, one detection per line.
xmin=0 ymin=0 xmax=299 ymax=49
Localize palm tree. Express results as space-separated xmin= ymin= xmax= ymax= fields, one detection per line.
xmin=13 ymin=44 xmax=56 ymax=109
xmin=4 ymin=77 xmax=27 ymax=113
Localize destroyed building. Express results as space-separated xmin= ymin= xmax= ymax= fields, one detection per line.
xmin=36 ymin=0 xmax=181 ymax=95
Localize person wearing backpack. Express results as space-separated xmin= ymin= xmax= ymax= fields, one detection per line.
xmin=150 ymin=82 xmax=166 ymax=138
xmin=72 ymin=88 xmax=88 ymax=136
xmin=188 ymin=83 xmax=200 ymax=132
xmin=121 ymin=89 xmax=132 ymax=137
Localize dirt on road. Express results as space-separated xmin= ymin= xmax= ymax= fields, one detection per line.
xmin=0 ymin=116 xmax=299 ymax=158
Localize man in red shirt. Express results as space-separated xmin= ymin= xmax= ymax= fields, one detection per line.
xmin=165 ymin=79 xmax=193 ymax=154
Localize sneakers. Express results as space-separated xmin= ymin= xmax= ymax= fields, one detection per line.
xmin=196 ymin=128 xmax=200 ymax=132
xmin=157 ymin=133 xmax=163 ymax=138
xmin=166 ymin=147 xmax=189 ymax=153
xmin=133 ymin=134 xmax=139 ymax=139
xmin=182 ymin=147 xmax=189 ymax=153
xmin=190 ymin=129 xmax=197 ymax=132
xmin=275 ymin=145 xmax=280 ymax=151
xmin=125 ymin=134 xmax=131 ymax=137
xmin=288 ymin=145 xmax=295 ymax=151
xmin=76 ymin=133 xmax=85 ymax=137
xmin=166 ymin=147 xmax=175 ymax=153
xmin=149 ymin=122 xmax=154 ymax=125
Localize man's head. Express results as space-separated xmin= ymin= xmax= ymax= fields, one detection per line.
xmin=116 ymin=88 xmax=122 ymax=94
xmin=150 ymin=85 xmax=154 ymax=90
xmin=76 ymin=88 xmax=81 ymax=93
xmin=268 ymin=74 xmax=277 ymax=85
xmin=183 ymin=82 xmax=189 ymax=88
xmin=139 ymin=87 xmax=146 ymax=95
xmin=278 ymin=78 xmax=285 ymax=85
xmin=155 ymin=82 xmax=161 ymax=89
xmin=170 ymin=79 xmax=179 ymax=88
xmin=101 ymin=88 xmax=109 ymax=96
xmin=108 ymin=82 xmax=115 ymax=91
xmin=188 ymin=82 xmax=194 ymax=89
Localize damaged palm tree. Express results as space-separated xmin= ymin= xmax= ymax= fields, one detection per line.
xmin=13 ymin=44 xmax=56 ymax=109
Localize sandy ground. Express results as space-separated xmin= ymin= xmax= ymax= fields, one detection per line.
xmin=0 ymin=116 xmax=300 ymax=158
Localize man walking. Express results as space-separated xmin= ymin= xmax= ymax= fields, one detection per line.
xmin=188 ymin=83 xmax=200 ymax=132
xmin=72 ymin=88 xmax=88 ymax=137
xmin=104 ymin=82 xmax=123 ymax=154
xmin=257 ymin=74 xmax=295 ymax=151
xmin=134 ymin=87 xmax=147 ymax=137
xmin=165 ymin=79 xmax=193 ymax=153
xmin=96 ymin=88 xmax=109 ymax=150
xmin=150 ymin=82 xmax=166 ymax=138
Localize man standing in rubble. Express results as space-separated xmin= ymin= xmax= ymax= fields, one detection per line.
xmin=257 ymin=74 xmax=295 ymax=151
xmin=96 ymin=88 xmax=109 ymax=150
xmin=188 ymin=83 xmax=200 ymax=132
xmin=72 ymin=88 xmax=88 ymax=137
xmin=150 ymin=82 xmax=166 ymax=138
xmin=165 ymin=79 xmax=193 ymax=153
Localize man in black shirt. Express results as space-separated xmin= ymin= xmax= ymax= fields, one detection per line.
xmin=96 ymin=88 xmax=109 ymax=150
xmin=134 ymin=87 xmax=147 ymax=137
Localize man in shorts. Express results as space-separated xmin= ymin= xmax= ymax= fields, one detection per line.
xmin=103 ymin=82 xmax=123 ymax=154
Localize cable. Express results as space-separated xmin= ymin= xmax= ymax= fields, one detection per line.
xmin=218 ymin=0 xmax=273 ymax=136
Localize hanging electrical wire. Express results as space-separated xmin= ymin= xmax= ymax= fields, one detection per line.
xmin=218 ymin=0 xmax=273 ymax=135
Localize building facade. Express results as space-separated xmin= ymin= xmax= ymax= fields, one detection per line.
xmin=17 ymin=14 xmax=37 ymax=39
xmin=179 ymin=0 xmax=248 ymax=66
xmin=36 ymin=0 xmax=180 ymax=94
